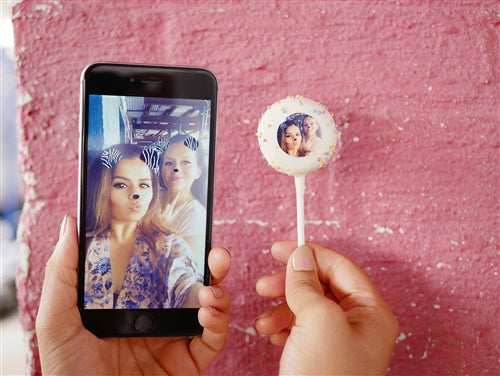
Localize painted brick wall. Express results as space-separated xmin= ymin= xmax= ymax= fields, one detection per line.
xmin=13 ymin=1 xmax=499 ymax=375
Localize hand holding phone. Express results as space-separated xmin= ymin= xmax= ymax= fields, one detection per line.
xmin=37 ymin=215 xmax=231 ymax=375
xmin=78 ymin=63 xmax=218 ymax=337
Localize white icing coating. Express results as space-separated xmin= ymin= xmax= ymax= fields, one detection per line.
xmin=257 ymin=95 xmax=340 ymax=176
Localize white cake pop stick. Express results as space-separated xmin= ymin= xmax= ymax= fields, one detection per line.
xmin=295 ymin=174 xmax=306 ymax=246
xmin=257 ymin=95 xmax=340 ymax=245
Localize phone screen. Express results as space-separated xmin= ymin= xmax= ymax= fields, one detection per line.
xmin=78 ymin=63 xmax=217 ymax=337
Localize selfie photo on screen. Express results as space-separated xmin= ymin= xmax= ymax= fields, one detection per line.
xmin=83 ymin=95 xmax=211 ymax=310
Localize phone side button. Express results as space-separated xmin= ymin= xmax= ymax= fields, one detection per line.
xmin=134 ymin=313 xmax=155 ymax=334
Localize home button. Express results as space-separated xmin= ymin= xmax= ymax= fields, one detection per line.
xmin=134 ymin=313 xmax=155 ymax=334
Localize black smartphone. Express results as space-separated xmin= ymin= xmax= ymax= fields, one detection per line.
xmin=77 ymin=62 xmax=217 ymax=337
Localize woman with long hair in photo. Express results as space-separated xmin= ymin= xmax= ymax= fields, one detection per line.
xmin=158 ymin=134 xmax=208 ymax=268
xmin=301 ymin=115 xmax=322 ymax=154
xmin=277 ymin=120 xmax=307 ymax=157
xmin=84 ymin=143 xmax=201 ymax=309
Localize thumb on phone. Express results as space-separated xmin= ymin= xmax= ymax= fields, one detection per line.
xmin=285 ymin=245 xmax=325 ymax=315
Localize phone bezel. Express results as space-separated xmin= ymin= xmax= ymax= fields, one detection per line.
xmin=77 ymin=62 xmax=217 ymax=337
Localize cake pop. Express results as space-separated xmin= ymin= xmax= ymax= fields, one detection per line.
xmin=257 ymin=95 xmax=340 ymax=245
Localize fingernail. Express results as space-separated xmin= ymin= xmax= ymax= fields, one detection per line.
xmin=256 ymin=310 xmax=272 ymax=321
xmin=209 ymin=286 xmax=223 ymax=298
xmin=59 ymin=215 xmax=68 ymax=240
xmin=208 ymin=306 xmax=220 ymax=316
xmin=221 ymin=247 xmax=231 ymax=256
xmin=292 ymin=245 xmax=315 ymax=271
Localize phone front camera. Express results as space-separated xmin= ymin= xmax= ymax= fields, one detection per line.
xmin=130 ymin=78 xmax=135 ymax=83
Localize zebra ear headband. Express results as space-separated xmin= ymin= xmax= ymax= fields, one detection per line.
xmin=140 ymin=135 xmax=200 ymax=171
xmin=100 ymin=145 xmax=162 ymax=172
xmin=100 ymin=147 xmax=123 ymax=169
xmin=179 ymin=135 xmax=199 ymax=151
xmin=101 ymin=136 xmax=200 ymax=171
xmin=140 ymin=141 xmax=166 ymax=173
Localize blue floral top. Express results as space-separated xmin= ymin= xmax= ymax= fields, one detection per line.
xmin=84 ymin=229 xmax=202 ymax=309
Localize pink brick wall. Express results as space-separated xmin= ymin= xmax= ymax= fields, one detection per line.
xmin=13 ymin=1 xmax=498 ymax=375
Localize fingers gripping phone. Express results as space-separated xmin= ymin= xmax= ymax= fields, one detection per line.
xmin=78 ymin=63 xmax=217 ymax=337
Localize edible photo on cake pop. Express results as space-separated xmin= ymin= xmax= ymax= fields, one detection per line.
xmin=258 ymin=96 xmax=340 ymax=177
xmin=276 ymin=113 xmax=322 ymax=157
